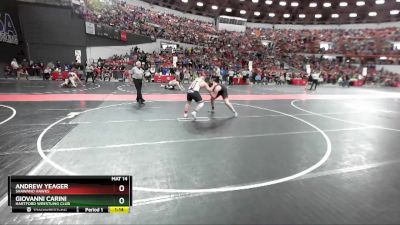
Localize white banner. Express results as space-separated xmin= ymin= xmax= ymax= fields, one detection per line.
xmin=173 ymin=56 xmax=178 ymax=68
xmin=248 ymin=61 xmax=253 ymax=71
xmin=362 ymin=67 xmax=367 ymax=76
xmin=85 ymin=21 xmax=95 ymax=35
xmin=71 ymin=0 xmax=81 ymax=5
xmin=75 ymin=50 xmax=81 ymax=63
xmin=306 ymin=65 xmax=311 ymax=75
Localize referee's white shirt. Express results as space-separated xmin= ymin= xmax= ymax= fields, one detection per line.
xmin=131 ymin=66 xmax=144 ymax=79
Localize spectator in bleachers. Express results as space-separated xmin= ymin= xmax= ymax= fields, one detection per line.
xmin=43 ymin=66 xmax=51 ymax=80
xmin=17 ymin=66 xmax=29 ymax=80
xmin=11 ymin=58 xmax=19 ymax=77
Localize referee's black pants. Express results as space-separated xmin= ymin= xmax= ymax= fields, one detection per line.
xmin=133 ymin=78 xmax=144 ymax=102
xmin=310 ymin=79 xmax=318 ymax=90
xmin=85 ymin=72 xmax=95 ymax=83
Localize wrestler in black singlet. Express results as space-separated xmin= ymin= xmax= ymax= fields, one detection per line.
xmin=214 ymin=84 xmax=228 ymax=99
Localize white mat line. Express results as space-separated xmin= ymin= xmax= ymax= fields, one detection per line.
xmin=0 ymin=104 xmax=17 ymax=125
xmin=15 ymin=157 xmax=397 ymax=214
xmin=299 ymin=159 xmax=400 ymax=180
xmin=291 ymin=100 xmax=400 ymax=132
xmin=129 ymin=159 xmax=400 ymax=207
xmin=0 ymin=119 xmax=83 ymax=209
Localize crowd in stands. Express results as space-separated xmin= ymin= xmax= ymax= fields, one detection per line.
xmin=6 ymin=43 xmax=398 ymax=88
xmin=80 ymin=0 xmax=400 ymax=56
xmin=70 ymin=0 xmax=400 ymax=86
xmin=2 ymin=0 xmax=399 ymax=87
xmin=82 ymin=0 xmax=217 ymax=43
xmin=107 ymin=46 xmax=398 ymax=87
xmin=287 ymin=54 xmax=399 ymax=86
xmin=253 ymin=27 xmax=400 ymax=56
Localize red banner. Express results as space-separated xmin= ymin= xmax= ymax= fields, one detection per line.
xmin=121 ymin=31 xmax=127 ymax=42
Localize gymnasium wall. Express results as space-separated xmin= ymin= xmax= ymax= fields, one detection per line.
xmin=17 ymin=2 xmax=154 ymax=65
xmin=18 ymin=2 xmax=87 ymax=65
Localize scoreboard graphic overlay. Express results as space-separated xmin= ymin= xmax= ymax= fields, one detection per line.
xmin=8 ymin=176 xmax=132 ymax=213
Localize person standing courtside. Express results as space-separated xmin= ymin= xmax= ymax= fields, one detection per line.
xmin=309 ymin=71 xmax=320 ymax=91
xmin=85 ymin=63 xmax=95 ymax=84
xmin=11 ymin=58 xmax=19 ymax=78
xmin=131 ymin=61 xmax=145 ymax=104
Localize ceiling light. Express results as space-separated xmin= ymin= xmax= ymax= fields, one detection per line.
xmin=315 ymin=14 xmax=322 ymax=18
xmin=211 ymin=5 xmax=218 ymax=10
xmin=265 ymin=0 xmax=273 ymax=4
xmin=339 ymin=2 xmax=348 ymax=6
xmin=279 ymin=1 xmax=287 ymax=6
xmin=323 ymin=2 xmax=331 ymax=7
xmin=254 ymin=11 xmax=261 ymax=16
xmin=390 ymin=10 xmax=399 ymax=14
xmin=252 ymin=0 xmax=259 ymax=3
xmin=240 ymin=10 xmax=246 ymax=14
xmin=269 ymin=12 xmax=275 ymax=17
xmin=181 ymin=0 xmax=188 ymax=3
xmin=196 ymin=2 xmax=203 ymax=7
xmin=349 ymin=13 xmax=357 ymax=17
xmin=356 ymin=1 xmax=365 ymax=6
xmin=331 ymin=13 xmax=339 ymax=18
xmin=291 ymin=2 xmax=299 ymax=6
xmin=309 ymin=2 xmax=317 ymax=7
xmin=283 ymin=13 xmax=290 ymax=18
xmin=368 ymin=11 xmax=377 ymax=16
xmin=375 ymin=0 xmax=384 ymax=4
xmin=299 ymin=14 xmax=306 ymax=18
xmin=226 ymin=8 xmax=232 ymax=12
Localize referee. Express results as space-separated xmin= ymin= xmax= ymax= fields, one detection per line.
xmin=131 ymin=61 xmax=145 ymax=104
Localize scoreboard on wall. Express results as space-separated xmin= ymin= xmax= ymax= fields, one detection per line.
xmin=8 ymin=176 xmax=132 ymax=213
xmin=93 ymin=23 xmax=122 ymax=41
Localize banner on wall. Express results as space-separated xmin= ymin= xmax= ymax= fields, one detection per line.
xmin=306 ymin=64 xmax=311 ymax=75
xmin=75 ymin=50 xmax=81 ymax=63
xmin=121 ymin=31 xmax=127 ymax=42
xmin=362 ymin=67 xmax=367 ymax=76
xmin=392 ymin=42 xmax=400 ymax=51
xmin=85 ymin=21 xmax=95 ymax=35
xmin=173 ymin=56 xmax=178 ymax=68
xmin=0 ymin=12 xmax=18 ymax=45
